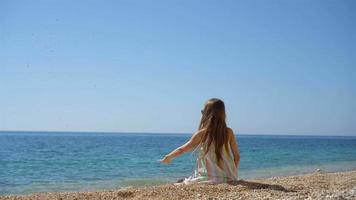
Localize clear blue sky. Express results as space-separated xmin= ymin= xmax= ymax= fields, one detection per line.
xmin=0 ymin=0 xmax=355 ymax=135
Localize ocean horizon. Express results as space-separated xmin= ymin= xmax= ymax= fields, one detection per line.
xmin=1 ymin=130 xmax=355 ymax=137
xmin=1 ymin=131 xmax=356 ymax=195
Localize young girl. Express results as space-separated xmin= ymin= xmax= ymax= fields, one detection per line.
xmin=159 ymin=98 xmax=240 ymax=184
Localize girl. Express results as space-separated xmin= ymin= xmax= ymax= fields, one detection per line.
xmin=159 ymin=98 xmax=240 ymax=184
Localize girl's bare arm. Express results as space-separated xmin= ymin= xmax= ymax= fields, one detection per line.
xmin=228 ymin=128 xmax=240 ymax=168
xmin=159 ymin=129 xmax=204 ymax=164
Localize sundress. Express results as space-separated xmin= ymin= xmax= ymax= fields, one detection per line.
xmin=183 ymin=142 xmax=238 ymax=184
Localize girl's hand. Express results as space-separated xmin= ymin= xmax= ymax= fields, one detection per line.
xmin=159 ymin=155 xmax=172 ymax=164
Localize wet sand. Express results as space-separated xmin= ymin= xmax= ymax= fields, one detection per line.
xmin=1 ymin=170 xmax=355 ymax=200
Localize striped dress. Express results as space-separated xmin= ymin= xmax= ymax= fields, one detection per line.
xmin=183 ymin=143 xmax=238 ymax=184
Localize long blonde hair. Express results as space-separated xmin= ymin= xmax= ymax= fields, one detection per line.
xmin=198 ymin=98 xmax=229 ymax=168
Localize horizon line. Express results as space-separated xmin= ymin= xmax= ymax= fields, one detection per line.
xmin=0 ymin=129 xmax=355 ymax=137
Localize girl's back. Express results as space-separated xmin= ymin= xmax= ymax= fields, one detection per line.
xmin=160 ymin=98 xmax=240 ymax=184
xmin=190 ymin=143 xmax=237 ymax=183
xmin=184 ymin=130 xmax=238 ymax=183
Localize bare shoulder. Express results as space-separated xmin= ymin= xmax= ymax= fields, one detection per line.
xmin=227 ymin=128 xmax=236 ymax=140
xmin=191 ymin=128 xmax=206 ymax=140
xmin=227 ymin=127 xmax=234 ymax=136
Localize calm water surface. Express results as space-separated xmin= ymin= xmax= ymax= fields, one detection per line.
xmin=1 ymin=131 xmax=355 ymax=195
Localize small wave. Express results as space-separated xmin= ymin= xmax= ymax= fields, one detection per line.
xmin=0 ymin=178 xmax=172 ymax=195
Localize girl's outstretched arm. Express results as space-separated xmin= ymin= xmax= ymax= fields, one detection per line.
xmin=159 ymin=129 xmax=204 ymax=164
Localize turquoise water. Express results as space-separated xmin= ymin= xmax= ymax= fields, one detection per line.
xmin=1 ymin=131 xmax=356 ymax=195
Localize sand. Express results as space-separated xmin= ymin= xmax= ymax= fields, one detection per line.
xmin=1 ymin=170 xmax=355 ymax=200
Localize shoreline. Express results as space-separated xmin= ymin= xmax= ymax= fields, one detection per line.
xmin=1 ymin=170 xmax=355 ymax=200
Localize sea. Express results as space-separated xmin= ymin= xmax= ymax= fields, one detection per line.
xmin=1 ymin=131 xmax=356 ymax=195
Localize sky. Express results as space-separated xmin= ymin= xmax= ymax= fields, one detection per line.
xmin=0 ymin=0 xmax=355 ymax=136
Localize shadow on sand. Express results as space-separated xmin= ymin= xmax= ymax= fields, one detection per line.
xmin=228 ymin=180 xmax=295 ymax=192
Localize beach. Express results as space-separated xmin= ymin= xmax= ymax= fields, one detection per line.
xmin=1 ymin=170 xmax=355 ymax=200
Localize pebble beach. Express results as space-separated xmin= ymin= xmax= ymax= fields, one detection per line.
xmin=1 ymin=170 xmax=355 ymax=200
